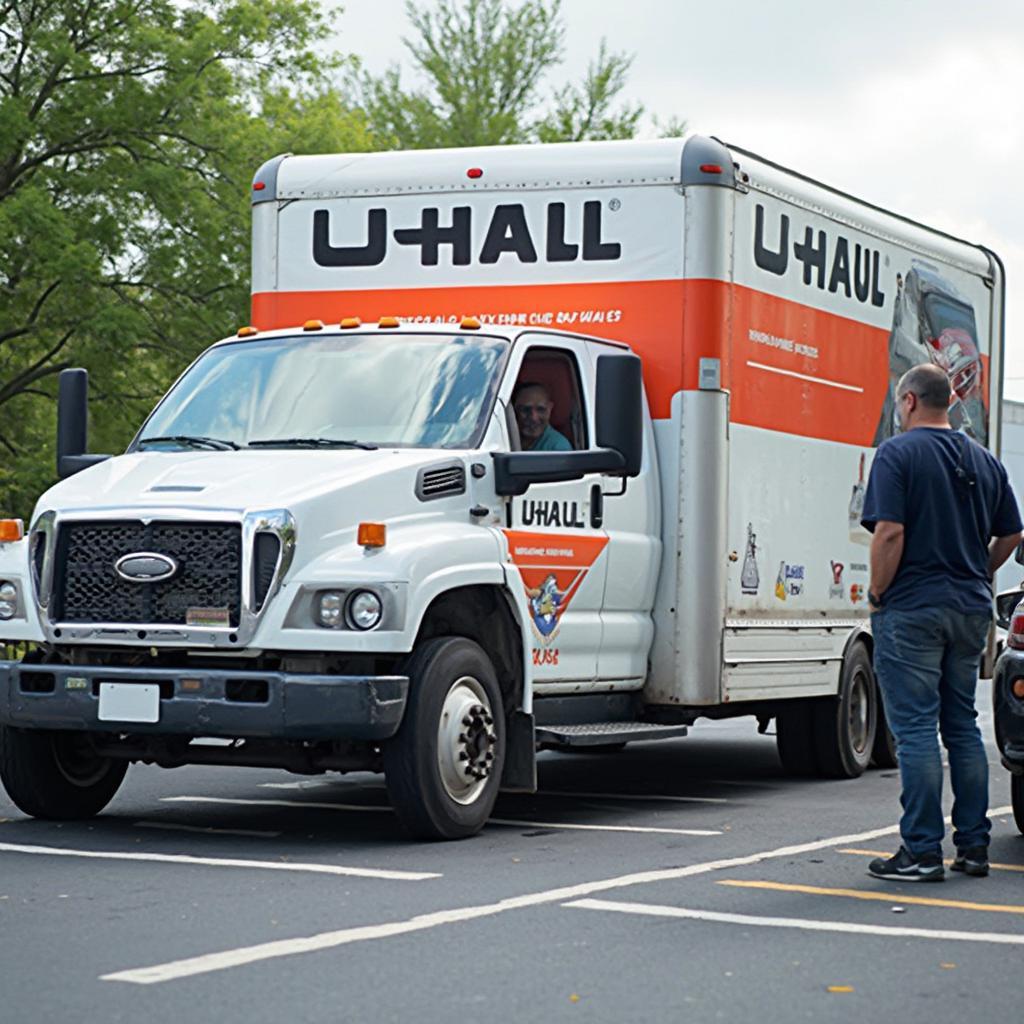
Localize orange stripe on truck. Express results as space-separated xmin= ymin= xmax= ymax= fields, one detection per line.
xmin=252 ymin=279 xmax=894 ymax=445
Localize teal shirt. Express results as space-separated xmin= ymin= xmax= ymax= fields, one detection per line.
xmin=531 ymin=425 xmax=572 ymax=451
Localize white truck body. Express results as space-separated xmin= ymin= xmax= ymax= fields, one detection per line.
xmin=0 ymin=135 xmax=1004 ymax=837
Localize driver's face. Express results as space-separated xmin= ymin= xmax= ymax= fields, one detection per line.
xmin=514 ymin=386 xmax=553 ymax=446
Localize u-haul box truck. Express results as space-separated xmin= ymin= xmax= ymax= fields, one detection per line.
xmin=0 ymin=136 xmax=1004 ymax=838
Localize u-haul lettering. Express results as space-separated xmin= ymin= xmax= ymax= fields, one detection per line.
xmin=312 ymin=201 xmax=621 ymax=269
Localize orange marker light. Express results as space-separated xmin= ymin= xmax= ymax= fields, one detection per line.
xmin=460 ymin=316 xmax=481 ymax=330
xmin=0 ymin=519 xmax=24 ymax=542
xmin=303 ymin=319 xmax=324 ymax=331
xmin=1013 ymin=678 xmax=1024 ymax=700
xmin=378 ymin=317 xmax=400 ymax=328
xmin=341 ymin=317 xmax=362 ymax=329
xmin=357 ymin=522 xmax=386 ymax=548
xmin=237 ymin=326 xmax=259 ymax=337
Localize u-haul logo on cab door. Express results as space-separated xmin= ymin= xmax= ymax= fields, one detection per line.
xmin=502 ymin=531 xmax=608 ymax=647
xmin=312 ymin=202 xmax=622 ymax=268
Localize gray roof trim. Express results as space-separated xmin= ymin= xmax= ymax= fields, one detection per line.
xmin=680 ymin=135 xmax=737 ymax=188
xmin=722 ymin=138 xmax=996 ymax=264
xmin=251 ymin=153 xmax=290 ymax=205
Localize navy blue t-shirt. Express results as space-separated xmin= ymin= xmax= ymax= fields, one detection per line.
xmin=861 ymin=428 xmax=1022 ymax=613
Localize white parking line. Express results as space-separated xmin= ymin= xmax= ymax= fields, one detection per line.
xmin=104 ymin=811 xmax=984 ymax=985
xmin=161 ymin=796 xmax=722 ymax=837
xmin=0 ymin=841 xmax=438 ymax=881
xmin=135 ymin=821 xmax=282 ymax=838
xmin=564 ymin=898 xmax=1024 ymax=946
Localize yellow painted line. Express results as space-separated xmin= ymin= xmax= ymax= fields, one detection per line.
xmin=717 ymin=880 xmax=1024 ymax=915
xmin=839 ymin=848 xmax=1024 ymax=874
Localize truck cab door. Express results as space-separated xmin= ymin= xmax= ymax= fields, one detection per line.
xmin=499 ymin=336 xmax=608 ymax=685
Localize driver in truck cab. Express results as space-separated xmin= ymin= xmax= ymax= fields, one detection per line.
xmin=512 ymin=381 xmax=572 ymax=452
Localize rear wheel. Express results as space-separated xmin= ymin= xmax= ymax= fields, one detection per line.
xmin=1012 ymin=773 xmax=1024 ymax=836
xmin=776 ymin=701 xmax=818 ymax=776
xmin=0 ymin=725 xmax=128 ymax=819
xmin=870 ymin=689 xmax=899 ymax=769
xmin=384 ymin=637 xmax=504 ymax=840
xmin=813 ymin=643 xmax=877 ymax=778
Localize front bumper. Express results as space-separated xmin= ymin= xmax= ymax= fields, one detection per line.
xmin=0 ymin=661 xmax=408 ymax=741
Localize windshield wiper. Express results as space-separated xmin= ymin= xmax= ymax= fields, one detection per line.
xmin=247 ymin=437 xmax=378 ymax=450
xmin=138 ymin=434 xmax=240 ymax=451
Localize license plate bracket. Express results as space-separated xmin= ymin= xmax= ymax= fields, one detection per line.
xmin=97 ymin=682 xmax=161 ymax=724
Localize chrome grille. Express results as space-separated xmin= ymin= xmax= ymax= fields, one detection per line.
xmin=53 ymin=521 xmax=242 ymax=626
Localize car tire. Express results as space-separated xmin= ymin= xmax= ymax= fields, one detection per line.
xmin=813 ymin=643 xmax=877 ymax=778
xmin=0 ymin=725 xmax=128 ymax=819
xmin=384 ymin=637 xmax=504 ymax=840
xmin=1012 ymin=773 xmax=1024 ymax=836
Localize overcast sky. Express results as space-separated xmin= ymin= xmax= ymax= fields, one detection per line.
xmin=326 ymin=0 xmax=1024 ymax=398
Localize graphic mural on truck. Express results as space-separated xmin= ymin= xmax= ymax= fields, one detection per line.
xmin=872 ymin=260 xmax=987 ymax=446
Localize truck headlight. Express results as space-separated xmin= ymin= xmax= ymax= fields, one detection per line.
xmin=346 ymin=589 xmax=382 ymax=631
xmin=316 ymin=591 xmax=345 ymax=628
xmin=0 ymin=580 xmax=17 ymax=620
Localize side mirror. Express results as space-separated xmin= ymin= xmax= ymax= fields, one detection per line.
xmin=57 ymin=369 xmax=110 ymax=479
xmin=492 ymin=353 xmax=643 ymax=496
xmin=1015 ymin=540 xmax=1024 ymax=566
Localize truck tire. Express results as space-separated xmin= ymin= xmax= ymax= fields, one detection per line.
xmin=870 ymin=690 xmax=899 ymax=769
xmin=812 ymin=643 xmax=877 ymax=778
xmin=1012 ymin=773 xmax=1024 ymax=836
xmin=0 ymin=725 xmax=128 ymax=819
xmin=776 ymin=701 xmax=818 ymax=776
xmin=384 ymin=637 xmax=505 ymax=840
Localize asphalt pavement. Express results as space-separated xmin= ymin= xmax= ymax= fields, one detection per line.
xmin=2 ymin=682 xmax=1021 ymax=1023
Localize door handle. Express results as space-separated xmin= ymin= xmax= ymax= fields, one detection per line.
xmin=590 ymin=483 xmax=604 ymax=528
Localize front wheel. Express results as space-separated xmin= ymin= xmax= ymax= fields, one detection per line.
xmin=384 ymin=637 xmax=505 ymax=840
xmin=0 ymin=726 xmax=128 ymax=819
xmin=1012 ymin=773 xmax=1024 ymax=835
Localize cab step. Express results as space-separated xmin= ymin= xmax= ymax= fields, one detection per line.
xmin=535 ymin=721 xmax=689 ymax=747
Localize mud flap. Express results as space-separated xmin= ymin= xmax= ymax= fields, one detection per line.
xmin=500 ymin=709 xmax=536 ymax=792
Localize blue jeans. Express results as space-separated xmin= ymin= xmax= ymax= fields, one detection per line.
xmin=871 ymin=605 xmax=992 ymax=858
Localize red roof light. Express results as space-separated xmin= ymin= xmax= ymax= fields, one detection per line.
xmin=467 ymin=167 xmax=483 ymax=179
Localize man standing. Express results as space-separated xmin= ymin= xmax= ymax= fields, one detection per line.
xmin=862 ymin=363 xmax=1022 ymax=882
xmin=512 ymin=382 xmax=572 ymax=451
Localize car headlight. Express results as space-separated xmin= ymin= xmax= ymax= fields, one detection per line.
xmin=346 ymin=589 xmax=382 ymax=631
xmin=316 ymin=591 xmax=345 ymax=628
xmin=0 ymin=580 xmax=17 ymax=620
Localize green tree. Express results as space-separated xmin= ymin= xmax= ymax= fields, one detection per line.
xmin=358 ymin=0 xmax=647 ymax=148
xmin=0 ymin=0 xmax=375 ymax=518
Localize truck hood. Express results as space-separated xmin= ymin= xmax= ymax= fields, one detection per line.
xmin=33 ymin=448 xmax=465 ymax=520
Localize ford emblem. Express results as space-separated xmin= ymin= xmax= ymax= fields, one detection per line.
xmin=114 ymin=551 xmax=179 ymax=583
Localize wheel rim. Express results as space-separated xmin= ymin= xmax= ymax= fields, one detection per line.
xmin=436 ymin=675 xmax=497 ymax=805
xmin=50 ymin=734 xmax=111 ymax=788
xmin=848 ymin=667 xmax=872 ymax=755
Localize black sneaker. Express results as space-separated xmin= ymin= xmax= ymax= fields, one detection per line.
xmin=868 ymin=846 xmax=945 ymax=882
xmin=950 ymin=846 xmax=989 ymax=877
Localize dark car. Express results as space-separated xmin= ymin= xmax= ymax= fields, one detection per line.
xmin=993 ymin=590 xmax=1024 ymax=834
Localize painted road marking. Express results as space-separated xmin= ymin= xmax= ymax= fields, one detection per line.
xmin=839 ymin=848 xmax=1024 ymax=874
xmin=259 ymin=780 xmax=729 ymax=805
xmin=0 ymin=841 xmax=438 ymax=881
xmin=717 ymin=880 xmax=1024 ymax=916
xmin=101 ymin=812 xmax=947 ymax=985
xmin=161 ymin=796 xmax=722 ymax=837
xmin=135 ymin=821 xmax=282 ymax=839
xmin=535 ymin=790 xmax=729 ymax=806
xmin=563 ymin=898 xmax=1024 ymax=946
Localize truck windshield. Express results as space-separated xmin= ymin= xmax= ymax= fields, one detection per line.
xmin=135 ymin=333 xmax=509 ymax=450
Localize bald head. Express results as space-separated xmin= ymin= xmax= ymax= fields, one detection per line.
xmin=897 ymin=363 xmax=951 ymax=411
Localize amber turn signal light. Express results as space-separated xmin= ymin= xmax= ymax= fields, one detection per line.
xmin=357 ymin=522 xmax=386 ymax=548
xmin=0 ymin=519 xmax=23 ymax=542
xmin=1012 ymin=678 xmax=1024 ymax=700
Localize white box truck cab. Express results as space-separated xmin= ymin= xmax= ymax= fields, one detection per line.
xmin=0 ymin=136 xmax=1005 ymax=839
